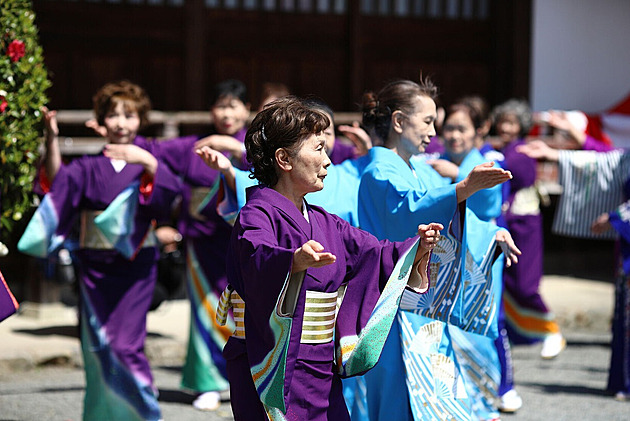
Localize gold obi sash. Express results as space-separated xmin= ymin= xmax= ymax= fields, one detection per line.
xmin=79 ymin=210 xmax=156 ymax=250
xmin=189 ymin=186 xmax=212 ymax=221
xmin=216 ymin=285 xmax=346 ymax=344
xmin=300 ymin=290 xmax=341 ymax=344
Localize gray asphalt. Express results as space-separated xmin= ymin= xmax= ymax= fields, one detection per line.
xmin=1 ymin=274 xmax=628 ymax=420
xmin=0 ymin=329 xmax=628 ymax=420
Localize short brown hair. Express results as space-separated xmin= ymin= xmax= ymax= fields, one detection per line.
xmin=93 ymin=80 xmax=151 ymax=128
xmin=246 ymin=96 xmax=329 ymax=186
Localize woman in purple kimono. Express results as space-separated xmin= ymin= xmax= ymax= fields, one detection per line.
xmin=221 ymin=96 xmax=443 ymax=420
xmin=152 ymin=79 xmax=251 ymax=411
xmin=491 ymin=99 xmax=565 ymax=359
xmin=518 ymin=140 xmax=629 ymax=401
xmin=18 ymin=81 xmax=181 ymax=420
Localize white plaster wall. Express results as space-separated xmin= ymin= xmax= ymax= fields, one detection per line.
xmin=531 ymin=0 xmax=630 ymax=113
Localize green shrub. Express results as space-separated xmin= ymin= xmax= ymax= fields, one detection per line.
xmin=0 ymin=0 xmax=51 ymax=245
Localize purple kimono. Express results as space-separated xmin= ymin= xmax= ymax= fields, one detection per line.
xmin=19 ymin=136 xmax=181 ymax=420
xmin=501 ymin=139 xmax=560 ymax=343
xmin=223 ymin=186 xmax=419 ymax=420
xmin=153 ymin=127 xmax=247 ymax=394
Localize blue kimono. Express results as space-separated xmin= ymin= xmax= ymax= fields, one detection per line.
xmin=354 ymin=147 xmax=505 ymax=421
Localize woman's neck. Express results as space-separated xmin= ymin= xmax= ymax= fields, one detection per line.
xmin=387 ymin=144 xmax=412 ymax=167
xmin=273 ymin=178 xmax=305 ymax=212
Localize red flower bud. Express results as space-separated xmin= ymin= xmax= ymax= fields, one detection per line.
xmin=0 ymin=97 xmax=7 ymax=113
xmin=7 ymin=40 xmax=25 ymax=62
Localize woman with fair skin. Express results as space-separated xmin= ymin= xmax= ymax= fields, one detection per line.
xmin=431 ymin=99 xmax=523 ymax=415
xmin=19 ymin=81 xmax=181 ymax=420
xmin=353 ymin=79 xmax=520 ymax=421
xmin=221 ymin=96 xmax=442 ymax=420
xmin=491 ymin=99 xmax=566 ymax=360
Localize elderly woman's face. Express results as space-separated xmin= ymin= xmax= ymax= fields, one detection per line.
xmin=495 ymin=113 xmax=521 ymax=145
xmin=287 ymin=132 xmax=331 ymax=194
xmin=398 ymin=95 xmax=437 ymax=156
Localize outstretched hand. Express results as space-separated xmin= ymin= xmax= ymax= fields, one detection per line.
xmin=103 ymin=144 xmax=158 ymax=176
xmin=194 ymin=134 xmax=245 ymax=159
xmin=496 ymin=230 xmax=521 ymax=267
xmin=196 ymin=146 xmax=234 ymax=173
xmin=337 ymin=121 xmax=372 ymax=154
xmin=41 ymin=106 xmax=59 ymax=141
xmin=292 ymin=240 xmax=337 ymax=274
xmin=591 ymin=212 xmax=612 ymax=234
xmin=457 ymin=162 xmax=512 ymax=202
xmin=516 ymin=140 xmax=559 ymax=162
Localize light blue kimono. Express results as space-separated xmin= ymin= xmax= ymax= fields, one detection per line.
xmin=352 ymin=147 xmax=504 ymax=421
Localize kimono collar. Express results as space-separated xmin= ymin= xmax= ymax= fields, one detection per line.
xmin=246 ymin=185 xmax=313 ymax=238
xmin=369 ymin=146 xmax=417 ymax=179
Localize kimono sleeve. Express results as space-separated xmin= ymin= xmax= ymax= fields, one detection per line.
xmin=359 ymin=163 xmax=457 ymax=237
xmin=608 ymin=199 xmax=630 ymax=274
xmin=18 ymin=160 xmax=85 ymax=257
xmin=206 ymin=168 xmax=257 ymax=225
xmin=552 ymin=150 xmax=630 ymax=239
xmin=152 ymin=136 xmax=198 ymax=176
xmin=137 ymin=161 xmax=183 ymax=222
xmin=332 ymin=216 xmax=420 ymax=377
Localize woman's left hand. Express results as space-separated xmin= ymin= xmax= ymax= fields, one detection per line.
xmin=496 ymin=229 xmax=521 ymax=267
xmin=103 ymin=144 xmax=158 ymax=176
xmin=417 ymin=223 xmax=443 ymax=253
xmin=591 ymin=213 xmax=611 ymax=234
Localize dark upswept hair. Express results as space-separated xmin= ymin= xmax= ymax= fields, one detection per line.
xmin=245 ymin=96 xmax=330 ymax=187
xmin=362 ymin=77 xmax=438 ymax=145
xmin=445 ymin=95 xmax=490 ymax=131
xmin=209 ymin=78 xmax=249 ymax=108
xmin=491 ymin=98 xmax=532 ymax=138
xmin=93 ymin=80 xmax=152 ymax=128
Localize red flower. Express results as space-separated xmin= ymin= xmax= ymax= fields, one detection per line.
xmin=0 ymin=97 xmax=7 ymax=113
xmin=7 ymin=40 xmax=25 ymax=62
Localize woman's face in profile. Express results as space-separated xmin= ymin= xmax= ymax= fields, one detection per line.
xmin=398 ymin=95 xmax=437 ymax=156
xmin=286 ymin=133 xmax=331 ymax=195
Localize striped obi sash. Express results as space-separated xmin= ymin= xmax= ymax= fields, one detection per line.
xmin=300 ymin=290 xmax=340 ymax=344
xmin=79 ymin=210 xmax=156 ymax=250
xmin=216 ymin=286 xmax=344 ymax=344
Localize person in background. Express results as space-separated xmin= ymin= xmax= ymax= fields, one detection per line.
xmin=430 ymin=97 xmax=522 ymax=414
xmin=304 ymin=97 xmax=370 ymax=165
xmin=491 ymin=99 xmax=566 ymax=359
xmin=152 ymin=79 xmax=251 ymax=411
xmin=18 ymin=80 xmax=181 ymax=420
xmin=518 ymin=140 xmax=629 ymax=401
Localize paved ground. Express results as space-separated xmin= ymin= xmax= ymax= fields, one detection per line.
xmin=0 ymin=275 xmax=626 ymax=420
